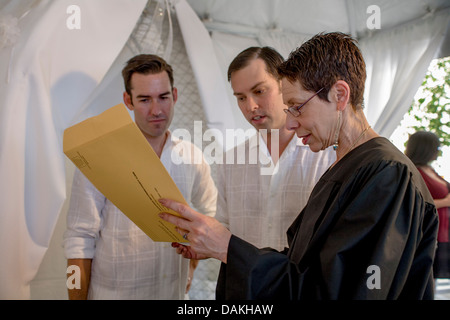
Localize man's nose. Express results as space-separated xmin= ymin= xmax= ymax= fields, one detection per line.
xmin=245 ymin=96 xmax=259 ymax=113
xmin=149 ymin=101 xmax=163 ymax=117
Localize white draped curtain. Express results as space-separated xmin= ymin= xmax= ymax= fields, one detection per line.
xmin=174 ymin=0 xmax=235 ymax=135
xmin=205 ymin=9 xmax=450 ymax=137
xmin=361 ymin=10 xmax=450 ymax=137
xmin=0 ymin=0 xmax=147 ymax=299
xmin=0 ymin=0 xmax=448 ymax=299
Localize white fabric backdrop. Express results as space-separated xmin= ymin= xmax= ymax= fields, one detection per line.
xmin=205 ymin=9 xmax=450 ymax=138
xmin=0 ymin=0 xmax=147 ymax=299
xmin=361 ymin=9 xmax=450 ymax=137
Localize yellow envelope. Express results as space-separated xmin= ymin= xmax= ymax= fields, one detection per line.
xmin=63 ymin=103 xmax=187 ymax=242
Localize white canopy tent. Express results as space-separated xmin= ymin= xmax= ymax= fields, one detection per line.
xmin=0 ymin=0 xmax=448 ymax=299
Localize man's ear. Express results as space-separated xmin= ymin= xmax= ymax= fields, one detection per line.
xmin=329 ymin=80 xmax=351 ymax=111
xmin=172 ymin=87 xmax=178 ymax=104
xmin=123 ymin=91 xmax=133 ymax=110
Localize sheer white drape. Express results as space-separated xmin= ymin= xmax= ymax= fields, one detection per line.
xmin=0 ymin=0 xmax=147 ymax=299
xmin=205 ymin=10 xmax=449 ymax=138
xmin=174 ymin=0 xmax=235 ymax=137
xmin=261 ymin=10 xmax=450 ymax=137
xmin=360 ymin=9 xmax=450 ymax=137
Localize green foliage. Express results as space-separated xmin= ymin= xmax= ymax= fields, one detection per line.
xmin=407 ymin=57 xmax=450 ymax=146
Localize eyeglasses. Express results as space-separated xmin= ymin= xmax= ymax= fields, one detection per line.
xmin=283 ymin=87 xmax=325 ymax=117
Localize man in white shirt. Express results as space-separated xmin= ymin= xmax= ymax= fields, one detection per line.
xmin=216 ymin=47 xmax=335 ymax=250
xmin=63 ymin=54 xmax=217 ymax=299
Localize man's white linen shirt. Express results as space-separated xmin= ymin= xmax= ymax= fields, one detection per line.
xmin=63 ymin=132 xmax=217 ymax=299
xmin=216 ymin=133 xmax=336 ymax=251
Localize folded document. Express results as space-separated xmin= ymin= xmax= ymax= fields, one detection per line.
xmin=63 ymin=103 xmax=187 ymax=242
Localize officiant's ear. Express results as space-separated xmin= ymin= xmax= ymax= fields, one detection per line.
xmin=328 ymin=80 xmax=350 ymax=111
xmin=123 ymin=91 xmax=134 ymax=110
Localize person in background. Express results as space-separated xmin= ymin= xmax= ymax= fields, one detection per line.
xmin=63 ymin=54 xmax=217 ymax=299
xmin=216 ymin=46 xmax=335 ymax=251
xmin=406 ymin=131 xmax=450 ymax=279
xmin=159 ymin=32 xmax=438 ymax=300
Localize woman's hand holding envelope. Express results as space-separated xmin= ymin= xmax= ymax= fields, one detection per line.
xmin=159 ymin=199 xmax=232 ymax=263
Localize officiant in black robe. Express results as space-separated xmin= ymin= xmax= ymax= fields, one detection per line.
xmin=159 ymin=32 xmax=438 ymax=300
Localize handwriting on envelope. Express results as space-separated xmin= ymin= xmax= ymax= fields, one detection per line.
xmin=63 ymin=103 xmax=187 ymax=242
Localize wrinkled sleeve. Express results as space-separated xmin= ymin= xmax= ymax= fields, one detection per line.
xmin=63 ymin=169 xmax=105 ymax=259
xmin=216 ymin=235 xmax=300 ymax=300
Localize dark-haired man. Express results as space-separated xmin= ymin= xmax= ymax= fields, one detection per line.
xmin=63 ymin=54 xmax=217 ymax=299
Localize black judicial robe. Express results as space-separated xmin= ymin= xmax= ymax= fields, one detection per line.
xmin=216 ymin=137 xmax=438 ymax=299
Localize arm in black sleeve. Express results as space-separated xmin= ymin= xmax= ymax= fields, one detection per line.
xmin=216 ymin=235 xmax=303 ymax=300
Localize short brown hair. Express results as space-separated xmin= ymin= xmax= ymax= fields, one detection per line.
xmin=405 ymin=131 xmax=441 ymax=166
xmin=122 ymin=54 xmax=174 ymax=95
xmin=227 ymin=46 xmax=284 ymax=82
xmin=278 ymin=32 xmax=366 ymax=110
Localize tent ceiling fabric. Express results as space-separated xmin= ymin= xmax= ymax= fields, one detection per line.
xmin=186 ymin=0 xmax=450 ymax=41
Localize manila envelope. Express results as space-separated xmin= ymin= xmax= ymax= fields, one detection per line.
xmin=63 ymin=103 xmax=187 ymax=242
